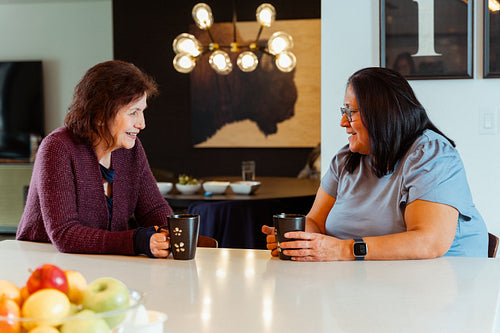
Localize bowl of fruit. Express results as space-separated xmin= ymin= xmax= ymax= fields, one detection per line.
xmin=0 ymin=263 xmax=166 ymax=333
xmin=175 ymin=174 xmax=201 ymax=195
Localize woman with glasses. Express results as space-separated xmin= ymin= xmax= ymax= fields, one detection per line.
xmin=262 ymin=67 xmax=488 ymax=260
xmin=16 ymin=60 xmax=173 ymax=258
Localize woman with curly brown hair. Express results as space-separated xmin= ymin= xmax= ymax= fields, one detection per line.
xmin=17 ymin=60 xmax=173 ymax=258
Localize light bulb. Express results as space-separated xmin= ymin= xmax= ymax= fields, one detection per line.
xmin=268 ymin=31 xmax=293 ymax=55
xmin=173 ymin=53 xmax=196 ymax=73
xmin=275 ymin=51 xmax=296 ymax=72
xmin=192 ymin=3 xmax=214 ymax=30
xmin=489 ymin=0 xmax=500 ymax=11
xmin=237 ymin=51 xmax=258 ymax=72
xmin=172 ymin=33 xmax=201 ymax=57
xmin=209 ymin=50 xmax=232 ymax=75
xmin=256 ymin=3 xmax=276 ymax=27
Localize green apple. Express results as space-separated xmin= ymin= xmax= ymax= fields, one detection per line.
xmin=68 ymin=302 xmax=81 ymax=316
xmin=59 ymin=309 xmax=111 ymax=333
xmin=81 ymin=277 xmax=130 ymax=328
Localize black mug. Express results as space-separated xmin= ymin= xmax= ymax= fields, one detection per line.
xmin=167 ymin=214 xmax=200 ymax=260
xmin=273 ymin=213 xmax=306 ymax=260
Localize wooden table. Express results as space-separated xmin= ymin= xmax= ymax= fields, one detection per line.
xmin=165 ymin=176 xmax=320 ymax=209
xmin=1 ymin=240 xmax=499 ymax=333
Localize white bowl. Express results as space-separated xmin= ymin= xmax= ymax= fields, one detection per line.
xmin=230 ymin=181 xmax=261 ymax=195
xmin=176 ymin=183 xmax=201 ymax=195
xmin=202 ymin=181 xmax=230 ymax=194
xmin=157 ymin=182 xmax=173 ymax=195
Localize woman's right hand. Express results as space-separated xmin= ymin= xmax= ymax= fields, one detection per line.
xmin=261 ymin=225 xmax=278 ymax=257
xmin=150 ymin=229 xmax=171 ymax=258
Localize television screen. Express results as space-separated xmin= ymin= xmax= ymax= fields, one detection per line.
xmin=0 ymin=61 xmax=44 ymax=160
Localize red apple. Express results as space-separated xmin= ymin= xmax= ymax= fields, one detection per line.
xmin=0 ymin=296 xmax=21 ymax=333
xmin=27 ymin=264 xmax=68 ymax=295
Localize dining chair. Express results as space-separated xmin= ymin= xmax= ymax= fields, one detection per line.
xmin=488 ymin=232 xmax=498 ymax=258
xmin=197 ymin=235 xmax=218 ymax=248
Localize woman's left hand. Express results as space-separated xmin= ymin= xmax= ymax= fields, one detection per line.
xmin=279 ymin=231 xmax=350 ymax=261
xmin=149 ymin=229 xmax=171 ymax=258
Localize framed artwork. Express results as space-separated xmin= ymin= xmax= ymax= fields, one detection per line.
xmin=484 ymin=0 xmax=500 ymax=78
xmin=381 ymin=0 xmax=473 ymax=79
xmin=189 ymin=19 xmax=321 ymax=148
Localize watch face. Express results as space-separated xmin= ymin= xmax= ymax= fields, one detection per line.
xmin=353 ymin=242 xmax=367 ymax=256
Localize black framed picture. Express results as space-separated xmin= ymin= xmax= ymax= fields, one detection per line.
xmin=484 ymin=0 xmax=500 ymax=78
xmin=381 ymin=0 xmax=473 ymax=79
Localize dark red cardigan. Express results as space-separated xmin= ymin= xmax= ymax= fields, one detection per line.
xmin=16 ymin=127 xmax=173 ymax=255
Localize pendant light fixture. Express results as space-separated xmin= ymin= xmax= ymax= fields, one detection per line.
xmin=173 ymin=2 xmax=297 ymax=75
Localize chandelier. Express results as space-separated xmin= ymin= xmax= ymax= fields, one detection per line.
xmin=172 ymin=2 xmax=297 ymax=75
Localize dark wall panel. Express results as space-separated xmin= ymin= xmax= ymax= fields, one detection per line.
xmin=113 ymin=0 xmax=321 ymax=181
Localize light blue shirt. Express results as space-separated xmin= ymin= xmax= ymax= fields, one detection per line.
xmin=321 ymin=130 xmax=488 ymax=257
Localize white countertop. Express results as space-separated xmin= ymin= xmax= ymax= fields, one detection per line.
xmin=1 ymin=240 xmax=499 ymax=333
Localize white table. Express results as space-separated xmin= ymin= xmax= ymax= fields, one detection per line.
xmin=1 ymin=240 xmax=499 ymax=333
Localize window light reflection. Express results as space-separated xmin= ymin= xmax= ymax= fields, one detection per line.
xmin=245 ymin=267 xmax=255 ymax=278
xmin=216 ymin=268 xmax=227 ymax=279
xmin=245 ymin=251 xmax=256 ymax=279
xmin=201 ymin=310 xmax=211 ymax=322
xmin=262 ymin=297 xmax=273 ymax=327
xmin=201 ymin=295 xmax=212 ymax=324
xmin=215 ymin=249 xmax=230 ymax=280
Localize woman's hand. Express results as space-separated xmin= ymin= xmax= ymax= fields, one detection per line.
xmin=261 ymin=225 xmax=278 ymax=257
xmin=149 ymin=229 xmax=171 ymax=258
xmin=279 ymin=231 xmax=350 ymax=262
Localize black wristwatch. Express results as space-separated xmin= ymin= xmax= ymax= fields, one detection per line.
xmin=353 ymin=238 xmax=367 ymax=260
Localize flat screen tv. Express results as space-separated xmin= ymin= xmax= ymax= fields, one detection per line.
xmin=0 ymin=61 xmax=44 ymax=161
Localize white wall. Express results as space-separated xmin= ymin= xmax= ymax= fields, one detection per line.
xmin=322 ymin=1 xmax=500 ymax=235
xmin=0 ymin=0 xmax=113 ymax=133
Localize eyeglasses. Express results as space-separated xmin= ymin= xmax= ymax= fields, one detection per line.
xmin=340 ymin=106 xmax=359 ymax=122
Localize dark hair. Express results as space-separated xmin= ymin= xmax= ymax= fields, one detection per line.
xmin=345 ymin=67 xmax=454 ymax=178
xmin=65 ymin=60 xmax=158 ymax=148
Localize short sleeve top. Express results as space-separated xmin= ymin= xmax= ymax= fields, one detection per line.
xmin=321 ymin=130 xmax=488 ymax=257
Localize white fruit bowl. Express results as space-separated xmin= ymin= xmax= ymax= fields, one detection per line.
xmin=230 ymin=181 xmax=261 ymax=195
xmin=202 ymin=181 xmax=230 ymax=194
xmin=157 ymin=182 xmax=173 ymax=195
xmin=1 ymin=289 xmax=145 ymax=333
xmin=176 ymin=183 xmax=201 ymax=195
